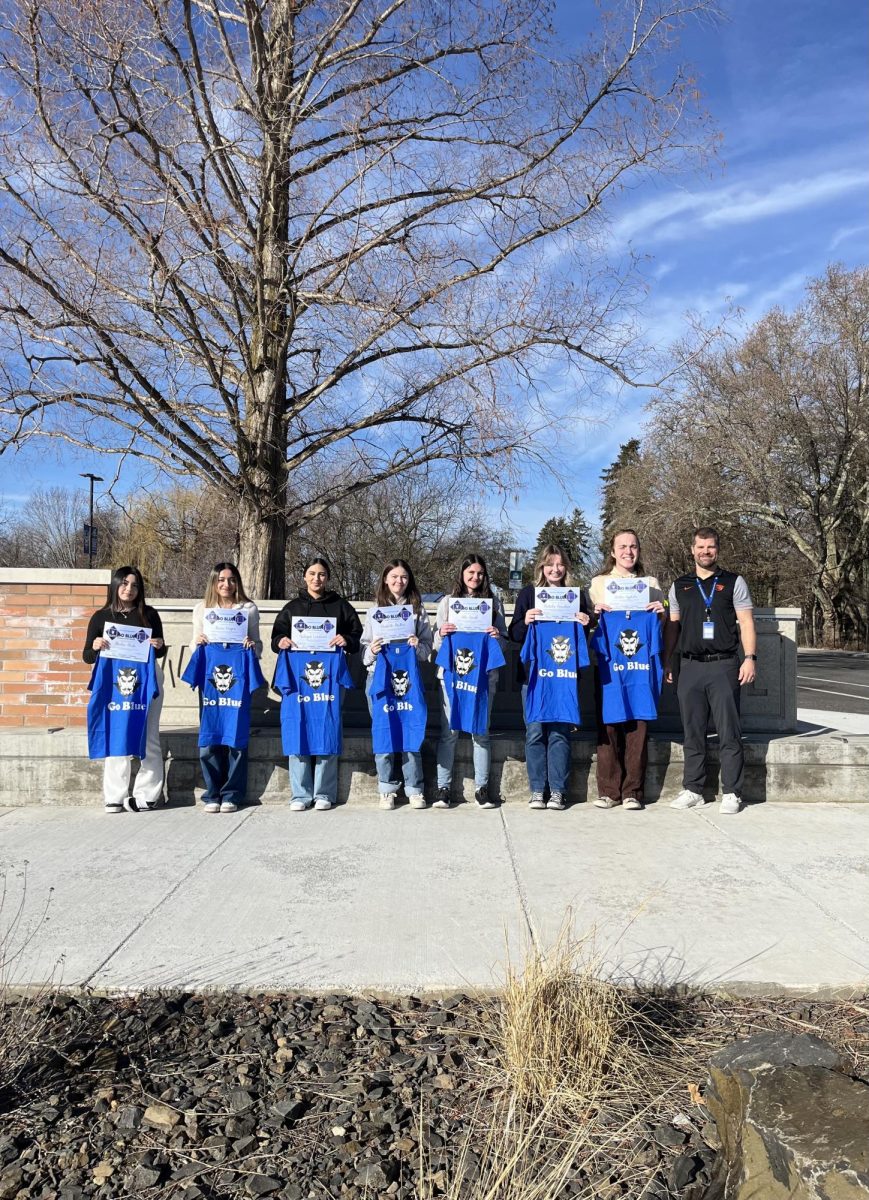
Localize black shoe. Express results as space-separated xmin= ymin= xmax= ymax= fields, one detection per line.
xmin=475 ymin=786 xmax=496 ymax=810
xmin=433 ymin=787 xmax=452 ymax=809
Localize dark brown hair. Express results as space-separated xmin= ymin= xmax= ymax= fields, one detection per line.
xmin=451 ymin=553 xmax=493 ymax=598
xmin=375 ymin=559 xmax=422 ymax=611
xmin=105 ymin=565 xmax=147 ymax=624
xmin=603 ymin=529 xmax=646 ymax=576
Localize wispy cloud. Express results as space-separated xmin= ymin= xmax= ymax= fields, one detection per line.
xmin=829 ymin=223 xmax=869 ymax=251
xmin=611 ymin=165 xmax=869 ymax=248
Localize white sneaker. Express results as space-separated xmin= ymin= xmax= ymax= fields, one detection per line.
xmin=203 ymin=801 xmax=220 ymax=813
xmin=313 ymin=797 xmax=333 ymax=811
xmin=670 ymin=789 xmax=704 ymax=810
xmin=720 ymin=793 xmax=742 ymax=815
xmin=408 ymin=793 xmax=427 ymax=810
xmin=379 ymin=793 xmax=397 ymax=810
xmin=546 ymin=792 xmax=565 ymax=810
xmin=220 ymin=801 xmax=238 ymax=813
xmin=289 ymin=798 xmax=312 ymax=811
xmin=593 ymin=796 xmax=621 ymax=809
xmin=529 ymin=793 xmax=546 ymax=809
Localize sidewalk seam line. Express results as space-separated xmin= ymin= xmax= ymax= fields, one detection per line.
xmin=694 ymin=807 xmax=869 ymax=949
xmin=81 ymin=810 xmax=256 ymax=987
xmin=498 ymin=807 xmax=537 ymax=949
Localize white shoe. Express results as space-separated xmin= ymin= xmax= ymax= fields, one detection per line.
xmin=289 ymin=798 xmax=312 ymax=811
xmin=529 ymin=793 xmax=546 ymax=809
xmin=203 ymin=801 xmax=221 ymax=813
xmin=720 ymin=793 xmax=742 ymax=815
xmin=379 ymin=793 xmax=397 ymax=810
xmin=546 ymin=792 xmax=565 ymax=810
xmin=408 ymin=793 xmax=427 ymax=810
xmin=313 ymin=797 xmax=333 ymax=811
xmin=593 ymin=796 xmax=621 ymax=809
xmin=220 ymin=801 xmax=239 ymax=813
xmin=670 ymin=789 xmax=704 ymax=810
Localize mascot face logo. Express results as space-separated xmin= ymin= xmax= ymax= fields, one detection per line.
xmin=304 ymin=661 xmax=325 ymax=688
xmin=391 ymin=669 xmax=411 ymax=697
xmin=617 ymin=628 xmax=641 ymax=658
xmin=454 ymin=647 xmax=475 ymax=676
xmin=210 ymin=664 xmax=237 ymax=694
xmin=116 ymin=666 xmax=139 ymax=697
xmin=547 ymin=635 xmax=573 ymax=665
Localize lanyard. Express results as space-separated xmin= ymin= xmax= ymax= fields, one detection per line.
xmin=695 ymin=575 xmax=718 ymax=619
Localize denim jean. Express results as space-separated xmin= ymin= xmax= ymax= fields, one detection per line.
xmin=521 ymin=685 xmax=571 ymax=794
xmin=288 ymin=755 xmax=338 ymax=805
xmin=200 ymin=745 xmax=248 ymax=806
xmin=436 ymin=675 xmax=497 ymax=788
xmin=365 ymin=673 xmax=424 ymax=795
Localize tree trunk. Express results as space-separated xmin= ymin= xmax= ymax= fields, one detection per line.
xmin=237 ymin=491 xmax=286 ymax=601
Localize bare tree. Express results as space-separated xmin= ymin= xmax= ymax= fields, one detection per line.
xmin=608 ymin=266 xmax=869 ymax=646
xmin=0 ymin=0 xmax=712 ymax=596
xmin=0 ymin=486 xmax=113 ymax=568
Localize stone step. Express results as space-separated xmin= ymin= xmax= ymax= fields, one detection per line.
xmin=0 ymin=728 xmax=865 ymax=807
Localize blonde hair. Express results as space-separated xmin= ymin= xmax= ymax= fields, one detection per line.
xmin=533 ymin=543 xmax=575 ymax=587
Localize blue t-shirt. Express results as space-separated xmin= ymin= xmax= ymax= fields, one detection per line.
xmin=370 ymin=642 xmax=428 ymax=754
xmin=273 ymin=650 xmax=355 ymax=756
xmin=592 ymin=610 xmax=663 ymax=723
xmin=520 ymin=621 xmax=588 ymax=725
xmin=181 ymin=644 xmax=266 ymax=749
xmin=435 ymin=632 xmax=505 ymax=734
xmin=87 ymin=652 xmax=160 ymax=760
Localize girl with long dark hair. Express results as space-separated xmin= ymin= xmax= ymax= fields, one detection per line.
xmin=82 ymin=566 xmax=166 ymax=813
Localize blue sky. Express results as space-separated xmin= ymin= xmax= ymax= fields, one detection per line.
xmin=2 ymin=0 xmax=866 ymax=551
xmin=503 ymin=0 xmax=868 ymax=544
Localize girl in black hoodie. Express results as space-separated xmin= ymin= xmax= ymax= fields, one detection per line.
xmin=271 ymin=557 xmax=362 ymax=810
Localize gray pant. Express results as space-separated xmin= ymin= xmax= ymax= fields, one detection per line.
xmin=677 ymin=657 xmax=743 ymax=795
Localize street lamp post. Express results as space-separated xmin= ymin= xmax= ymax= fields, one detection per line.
xmin=80 ymin=473 xmax=104 ymax=568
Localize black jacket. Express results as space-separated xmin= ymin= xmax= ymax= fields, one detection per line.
xmin=508 ymin=583 xmax=589 ymax=684
xmin=82 ymin=605 xmax=167 ymax=665
xmin=270 ymin=589 xmax=362 ymax=655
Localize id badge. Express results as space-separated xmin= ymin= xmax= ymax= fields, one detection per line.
xmin=702 ymin=621 xmax=715 ymax=640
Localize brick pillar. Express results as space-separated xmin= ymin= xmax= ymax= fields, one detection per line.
xmin=0 ymin=569 xmax=111 ymax=728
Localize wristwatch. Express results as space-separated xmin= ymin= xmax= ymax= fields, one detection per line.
xmin=744 ymin=654 xmax=757 ymax=661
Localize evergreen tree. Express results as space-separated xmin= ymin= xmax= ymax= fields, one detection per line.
xmin=531 ymin=508 xmax=596 ymax=579
xmin=599 ymin=439 xmax=642 ymax=552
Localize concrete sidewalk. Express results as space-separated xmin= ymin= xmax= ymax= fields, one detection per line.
xmin=2 ymin=801 xmax=868 ymax=997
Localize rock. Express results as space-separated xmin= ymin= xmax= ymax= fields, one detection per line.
xmin=129 ymin=1166 xmax=161 ymax=1189
xmin=705 ymin=1032 xmax=869 ymax=1200
xmin=144 ymin=1102 xmax=181 ymax=1130
xmin=0 ymin=1168 xmax=25 ymax=1200
xmin=652 ymin=1122 xmax=687 ymax=1148
xmin=116 ymin=1106 xmax=143 ymax=1131
xmin=246 ymin=1177 xmax=281 ymax=1197
xmin=668 ymin=1153 xmax=701 ymax=1191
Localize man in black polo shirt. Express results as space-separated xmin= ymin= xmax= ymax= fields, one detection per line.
xmin=664 ymin=527 xmax=757 ymax=815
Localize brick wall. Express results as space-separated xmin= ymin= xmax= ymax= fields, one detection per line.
xmin=0 ymin=569 xmax=110 ymax=728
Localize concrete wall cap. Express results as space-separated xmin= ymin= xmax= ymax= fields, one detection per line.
xmin=0 ymin=568 xmax=111 ymax=584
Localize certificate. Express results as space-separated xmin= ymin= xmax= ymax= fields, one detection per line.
xmin=534 ymin=586 xmax=583 ymax=622
xmin=102 ymin=623 xmax=152 ymax=663
xmin=603 ymin=576 xmax=650 ymax=610
xmin=291 ymin=616 xmax=336 ymax=652
xmin=203 ymin=607 xmax=248 ymax=644
xmin=368 ymin=604 xmax=415 ymax=642
xmin=449 ymin=597 xmax=494 ymax=633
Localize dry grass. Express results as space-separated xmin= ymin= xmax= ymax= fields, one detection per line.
xmin=0 ymin=869 xmax=60 ymax=1091
xmin=418 ymin=918 xmax=709 ymax=1200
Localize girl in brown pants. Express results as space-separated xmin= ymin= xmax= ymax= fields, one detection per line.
xmin=588 ymin=530 xmax=664 ymax=811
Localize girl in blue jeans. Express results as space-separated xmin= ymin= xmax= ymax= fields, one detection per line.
xmin=361 ymin=559 xmax=433 ymax=810
xmin=508 ymin=543 xmax=589 ymax=809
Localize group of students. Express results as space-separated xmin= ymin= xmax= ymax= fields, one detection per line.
xmin=81 ymin=531 xmax=682 ymax=814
